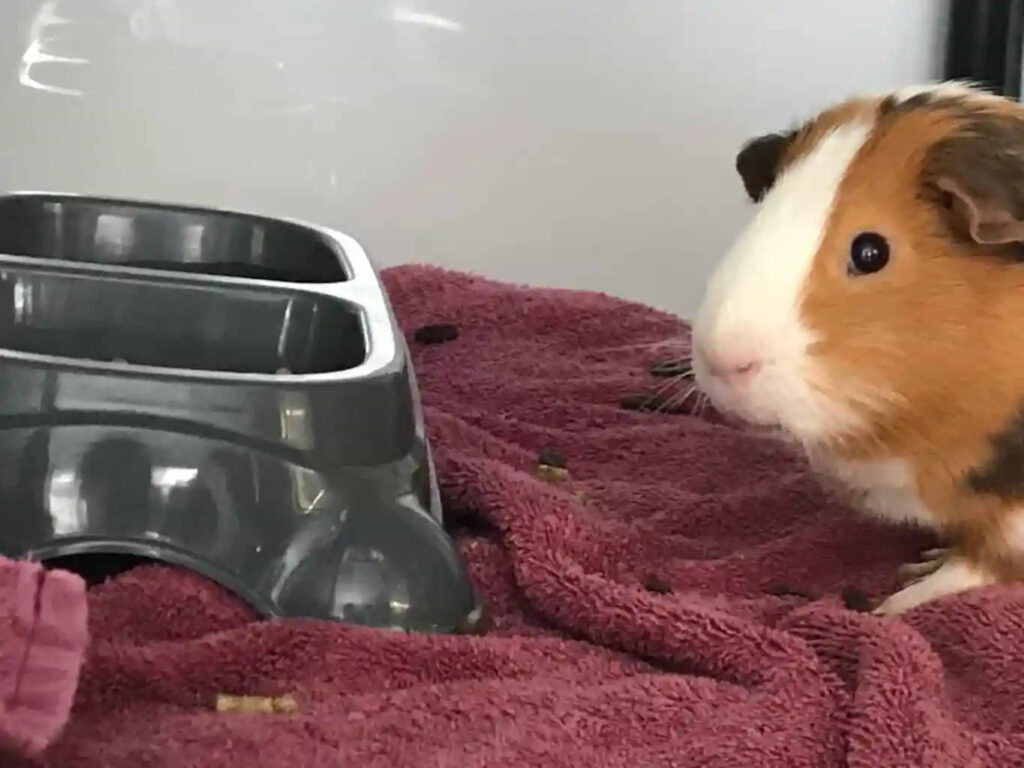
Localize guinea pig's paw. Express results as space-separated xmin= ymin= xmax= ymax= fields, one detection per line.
xmin=873 ymin=557 xmax=993 ymax=617
xmin=898 ymin=547 xmax=951 ymax=583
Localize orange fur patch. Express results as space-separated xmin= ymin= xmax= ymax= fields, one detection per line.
xmin=798 ymin=94 xmax=1024 ymax=578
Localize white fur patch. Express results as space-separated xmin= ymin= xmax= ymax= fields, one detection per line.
xmin=817 ymin=456 xmax=938 ymax=529
xmin=874 ymin=558 xmax=992 ymax=615
xmin=693 ymin=118 xmax=874 ymax=442
xmin=1001 ymin=509 xmax=1024 ymax=554
xmin=892 ymin=80 xmax=998 ymax=105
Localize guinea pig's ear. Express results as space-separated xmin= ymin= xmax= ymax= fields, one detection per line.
xmin=735 ymin=131 xmax=796 ymax=202
xmin=934 ymin=176 xmax=1024 ymax=245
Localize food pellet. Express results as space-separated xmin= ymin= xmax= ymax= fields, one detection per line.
xmin=535 ymin=464 xmax=569 ymax=483
xmin=413 ymin=323 xmax=459 ymax=344
xmin=537 ymin=447 xmax=567 ymax=469
xmin=648 ymin=358 xmax=693 ymax=378
xmin=642 ymin=574 xmax=673 ymax=595
xmin=214 ymin=694 xmax=298 ymax=714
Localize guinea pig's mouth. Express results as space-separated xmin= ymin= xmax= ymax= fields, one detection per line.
xmin=694 ymin=357 xmax=834 ymax=446
xmin=693 ymin=361 xmax=778 ymax=424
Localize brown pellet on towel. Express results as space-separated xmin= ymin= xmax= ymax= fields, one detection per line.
xmin=538 ymin=447 xmax=568 ymax=469
xmin=841 ymin=586 xmax=874 ymax=613
xmin=642 ymin=574 xmax=673 ymax=595
xmin=413 ymin=323 xmax=459 ymax=344
xmin=648 ymin=358 xmax=692 ymax=378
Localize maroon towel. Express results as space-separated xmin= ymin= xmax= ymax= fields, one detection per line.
xmin=0 ymin=558 xmax=87 ymax=761
xmin=26 ymin=265 xmax=1024 ymax=766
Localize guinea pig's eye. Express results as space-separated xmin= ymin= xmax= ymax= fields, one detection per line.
xmin=848 ymin=232 xmax=890 ymax=276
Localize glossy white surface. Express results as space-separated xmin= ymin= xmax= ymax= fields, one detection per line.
xmin=0 ymin=1 xmax=946 ymax=314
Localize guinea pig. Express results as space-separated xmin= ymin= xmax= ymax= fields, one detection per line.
xmin=691 ymin=81 xmax=1024 ymax=615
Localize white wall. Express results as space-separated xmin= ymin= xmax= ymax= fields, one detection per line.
xmin=0 ymin=1 xmax=946 ymax=316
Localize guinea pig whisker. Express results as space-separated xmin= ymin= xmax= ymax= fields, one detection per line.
xmin=693 ymin=391 xmax=711 ymax=417
xmin=658 ymin=369 xmax=696 ymax=386
xmin=656 ymin=384 xmax=690 ymax=413
xmin=670 ymin=385 xmax=700 ymax=412
xmin=641 ymin=370 xmax=697 ymax=406
xmin=660 ymin=382 xmax=700 ymax=414
xmin=644 ymin=374 xmax=691 ymax=404
xmin=683 ymin=387 xmax=703 ymax=413
xmin=599 ymin=338 xmax=689 ymax=354
xmin=689 ymin=390 xmax=704 ymax=416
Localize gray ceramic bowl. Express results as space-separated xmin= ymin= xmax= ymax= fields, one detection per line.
xmin=0 ymin=192 xmax=481 ymax=633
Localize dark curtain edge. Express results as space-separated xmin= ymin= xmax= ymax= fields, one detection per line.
xmin=945 ymin=0 xmax=1024 ymax=97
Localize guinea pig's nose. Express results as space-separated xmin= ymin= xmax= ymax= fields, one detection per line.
xmin=701 ymin=347 xmax=764 ymax=383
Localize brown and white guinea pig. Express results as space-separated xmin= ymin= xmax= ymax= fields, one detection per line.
xmin=691 ymin=81 xmax=1024 ymax=615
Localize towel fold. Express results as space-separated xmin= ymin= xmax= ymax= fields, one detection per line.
xmin=0 ymin=558 xmax=87 ymax=761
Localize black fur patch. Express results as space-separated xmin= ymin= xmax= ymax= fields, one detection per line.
xmin=878 ymin=91 xmax=934 ymax=117
xmin=920 ymin=104 xmax=1024 ymax=252
xmin=737 ymin=90 xmax=941 ymax=204
xmin=928 ymin=118 xmax=1024 ymax=211
xmin=735 ymin=131 xmax=796 ymax=203
xmin=966 ymin=409 xmax=1024 ymax=499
